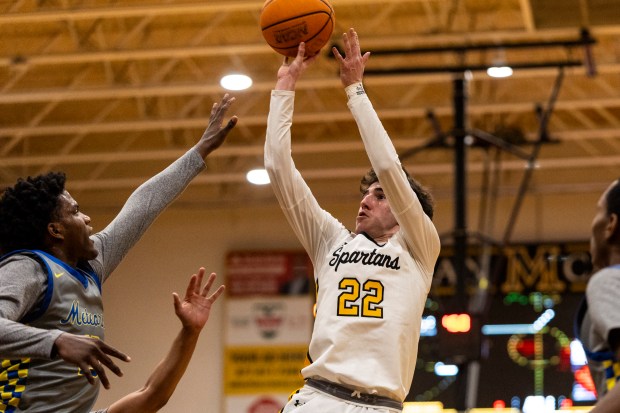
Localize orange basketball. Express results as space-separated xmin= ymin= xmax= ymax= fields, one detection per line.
xmin=260 ymin=0 xmax=335 ymax=58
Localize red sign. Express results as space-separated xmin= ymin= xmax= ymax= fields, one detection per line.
xmin=226 ymin=251 xmax=312 ymax=297
xmin=248 ymin=397 xmax=282 ymax=413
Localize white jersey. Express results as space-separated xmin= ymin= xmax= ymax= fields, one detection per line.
xmin=264 ymin=87 xmax=440 ymax=402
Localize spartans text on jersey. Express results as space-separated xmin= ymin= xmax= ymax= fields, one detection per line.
xmin=329 ymin=246 xmax=401 ymax=272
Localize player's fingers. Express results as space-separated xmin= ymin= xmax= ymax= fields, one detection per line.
xmin=224 ymin=116 xmax=238 ymax=131
xmin=349 ymin=28 xmax=361 ymax=55
xmin=208 ymin=284 xmax=225 ymax=303
xmin=201 ymin=272 xmax=217 ymax=296
xmin=100 ymin=341 xmax=131 ymax=364
xmin=195 ymin=268 xmax=206 ymax=294
xmin=97 ymin=354 xmax=123 ymax=378
xmin=220 ymin=94 xmax=235 ymax=109
xmin=173 ymin=292 xmax=181 ymax=310
xmin=332 ymin=46 xmax=343 ymax=62
xmin=342 ymin=31 xmax=351 ymax=54
xmin=362 ymin=51 xmax=371 ymax=65
xmin=185 ymin=273 xmax=198 ymax=298
xmin=93 ymin=361 xmax=111 ymax=389
xmin=211 ymin=94 xmax=233 ymax=119
xmin=216 ymin=99 xmax=233 ymax=121
xmin=296 ymin=42 xmax=306 ymax=61
xmin=79 ymin=363 xmax=96 ymax=386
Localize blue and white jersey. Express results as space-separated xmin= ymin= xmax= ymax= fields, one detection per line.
xmin=577 ymin=265 xmax=620 ymax=398
xmin=0 ymin=250 xmax=104 ymax=413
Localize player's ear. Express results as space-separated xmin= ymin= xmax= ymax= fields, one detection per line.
xmin=605 ymin=213 xmax=620 ymax=243
xmin=47 ymin=222 xmax=64 ymax=240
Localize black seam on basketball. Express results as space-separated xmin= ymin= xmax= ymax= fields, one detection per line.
xmin=318 ymin=0 xmax=334 ymax=13
xmin=261 ymin=11 xmax=332 ymax=31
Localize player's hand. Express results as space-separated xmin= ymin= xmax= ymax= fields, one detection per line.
xmin=173 ymin=268 xmax=225 ymax=333
xmin=195 ymin=94 xmax=238 ymax=158
xmin=275 ymin=42 xmax=319 ymax=91
xmin=332 ymin=28 xmax=370 ymax=87
xmin=53 ymin=332 xmax=130 ymax=389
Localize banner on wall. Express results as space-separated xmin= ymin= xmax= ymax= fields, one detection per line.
xmin=224 ymin=251 xmax=315 ymax=413
xmin=432 ymin=241 xmax=592 ymax=295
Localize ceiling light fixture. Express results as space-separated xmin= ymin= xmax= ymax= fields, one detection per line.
xmin=487 ymin=48 xmax=513 ymax=78
xmin=487 ymin=65 xmax=513 ymax=78
xmin=220 ymin=74 xmax=253 ymax=91
xmin=246 ymin=169 xmax=270 ymax=185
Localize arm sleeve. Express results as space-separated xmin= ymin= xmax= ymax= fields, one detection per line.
xmin=0 ymin=258 xmax=63 ymax=359
xmin=264 ymin=90 xmax=344 ymax=258
xmin=587 ymin=268 xmax=620 ymax=351
xmin=346 ymin=83 xmax=440 ymax=273
xmin=91 ymin=148 xmax=207 ymax=281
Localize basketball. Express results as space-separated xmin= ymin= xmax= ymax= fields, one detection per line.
xmin=260 ymin=0 xmax=335 ymax=58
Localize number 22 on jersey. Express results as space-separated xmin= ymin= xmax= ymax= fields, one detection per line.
xmin=337 ymin=277 xmax=384 ymax=318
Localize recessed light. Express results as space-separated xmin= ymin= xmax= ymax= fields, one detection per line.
xmin=246 ymin=169 xmax=270 ymax=185
xmin=220 ymin=74 xmax=253 ymax=91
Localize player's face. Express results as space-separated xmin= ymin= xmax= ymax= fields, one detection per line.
xmin=590 ymin=181 xmax=617 ymax=271
xmin=355 ymin=182 xmax=399 ymax=241
xmin=52 ymin=191 xmax=97 ymax=264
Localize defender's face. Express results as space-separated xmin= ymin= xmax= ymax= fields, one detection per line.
xmin=355 ymin=182 xmax=399 ymax=240
xmin=54 ymin=191 xmax=97 ymax=263
xmin=590 ymin=181 xmax=617 ymax=271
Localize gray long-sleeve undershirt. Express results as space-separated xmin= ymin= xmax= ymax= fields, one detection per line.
xmin=0 ymin=148 xmax=206 ymax=360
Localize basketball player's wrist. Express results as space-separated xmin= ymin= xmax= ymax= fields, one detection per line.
xmin=345 ymin=82 xmax=365 ymax=100
xmin=50 ymin=331 xmax=66 ymax=358
xmin=275 ymin=75 xmax=297 ymax=91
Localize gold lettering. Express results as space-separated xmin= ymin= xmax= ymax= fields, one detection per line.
xmin=501 ymin=246 xmax=566 ymax=294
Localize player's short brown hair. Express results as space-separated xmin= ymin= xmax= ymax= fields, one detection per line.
xmin=360 ymin=168 xmax=434 ymax=220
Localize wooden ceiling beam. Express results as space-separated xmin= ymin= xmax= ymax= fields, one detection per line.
xmin=1 ymin=64 xmax=620 ymax=106
xmin=2 ymin=125 xmax=620 ymax=167
xmin=5 ymin=154 xmax=618 ymax=192
xmin=3 ymin=95 xmax=620 ymax=137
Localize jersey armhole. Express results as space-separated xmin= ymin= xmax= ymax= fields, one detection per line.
xmin=1 ymin=250 xmax=56 ymax=324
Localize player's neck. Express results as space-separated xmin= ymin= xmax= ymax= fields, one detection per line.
xmin=45 ymin=245 xmax=77 ymax=267
xmin=608 ymin=248 xmax=620 ymax=268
